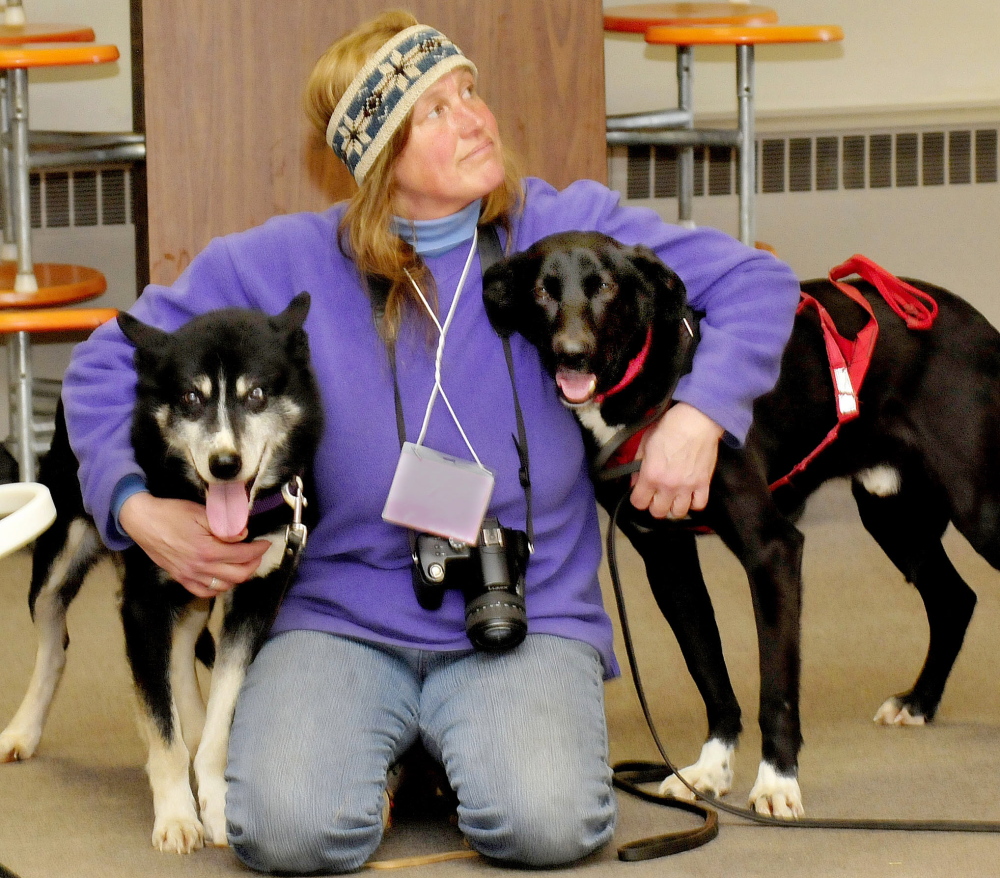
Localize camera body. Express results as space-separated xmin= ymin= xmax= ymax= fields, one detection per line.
xmin=413 ymin=517 xmax=529 ymax=652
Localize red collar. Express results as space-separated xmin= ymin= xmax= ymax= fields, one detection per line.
xmin=594 ymin=328 xmax=653 ymax=405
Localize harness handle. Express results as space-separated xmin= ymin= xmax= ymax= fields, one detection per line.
xmin=829 ymin=254 xmax=938 ymax=329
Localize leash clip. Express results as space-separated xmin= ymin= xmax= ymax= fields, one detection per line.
xmin=282 ymin=475 xmax=308 ymax=557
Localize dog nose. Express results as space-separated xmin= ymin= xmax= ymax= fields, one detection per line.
xmin=209 ymin=452 xmax=242 ymax=481
xmin=553 ymin=332 xmax=595 ymax=366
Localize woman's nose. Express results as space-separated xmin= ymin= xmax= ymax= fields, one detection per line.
xmin=454 ymin=103 xmax=485 ymax=134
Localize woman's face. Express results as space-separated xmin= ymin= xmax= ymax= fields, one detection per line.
xmin=391 ymin=68 xmax=505 ymax=220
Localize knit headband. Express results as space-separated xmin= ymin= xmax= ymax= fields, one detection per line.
xmin=326 ymin=24 xmax=478 ymax=184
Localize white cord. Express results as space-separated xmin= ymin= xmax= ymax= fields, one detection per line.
xmin=404 ymin=228 xmax=485 ymax=468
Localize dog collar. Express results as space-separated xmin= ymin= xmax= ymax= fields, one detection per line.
xmin=250 ymin=479 xmax=302 ymax=517
xmin=594 ymin=328 xmax=653 ymax=405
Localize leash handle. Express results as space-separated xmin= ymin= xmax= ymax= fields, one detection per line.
xmin=612 ymin=762 xmax=719 ymax=860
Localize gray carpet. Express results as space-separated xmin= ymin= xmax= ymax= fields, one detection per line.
xmin=3 ymin=480 xmax=1000 ymax=877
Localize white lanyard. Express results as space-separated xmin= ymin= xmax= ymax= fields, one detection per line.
xmin=403 ymin=227 xmax=485 ymax=468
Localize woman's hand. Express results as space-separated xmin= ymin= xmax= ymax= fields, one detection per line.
xmin=119 ymin=492 xmax=272 ymax=598
xmin=630 ymin=402 xmax=725 ymax=520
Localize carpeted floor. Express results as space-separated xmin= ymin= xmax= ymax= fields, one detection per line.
xmin=3 ymin=480 xmax=1000 ymax=877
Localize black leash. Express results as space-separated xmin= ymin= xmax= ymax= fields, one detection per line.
xmin=606 ymin=490 xmax=1000 ymax=858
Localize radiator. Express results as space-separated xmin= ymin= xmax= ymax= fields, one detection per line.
xmin=608 ymin=123 xmax=1000 ymax=327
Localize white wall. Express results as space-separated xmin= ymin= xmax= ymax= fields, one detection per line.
xmin=24 ymin=2 xmax=1000 ymax=138
xmin=22 ymin=0 xmax=132 ymax=132
xmin=604 ymin=1 xmax=1000 ymax=127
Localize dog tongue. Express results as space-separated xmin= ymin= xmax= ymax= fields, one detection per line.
xmin=556 ymin=369 xmax=598 ymax=404
xmin=205 ymin=482 xmax=250 ymax=539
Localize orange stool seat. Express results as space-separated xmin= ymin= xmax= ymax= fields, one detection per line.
xmin=0 ymin=23 xmax=96 ymax=44
xmin=604 ymin=3 xmax=778 ymax=32
xmin=607 ymin=22 xmax=843 ymax=244
xmin=0 ymin=263 xmax=106 ymax=307
xmin=0 ymin=41 xmax=118 ymax=69
xmin=0 ymin=306 xmax=117 ymax=334
xmin=645 ymin=23 xmax=843 ymax=45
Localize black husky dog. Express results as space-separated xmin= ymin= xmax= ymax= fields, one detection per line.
xmin=484 ymin=230 xmax=1000 ymax=818
xmin=0 ymin=294 xmax=322 ymax=852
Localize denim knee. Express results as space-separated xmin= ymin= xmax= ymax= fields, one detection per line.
xmin=460 ymin=784 xmax=616 ymax=867
xmin=227 ymin=789 xmax=385 ymax=875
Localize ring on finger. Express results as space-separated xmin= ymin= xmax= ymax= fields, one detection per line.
xmin=210 ymin=576 xmax=221 ymax=591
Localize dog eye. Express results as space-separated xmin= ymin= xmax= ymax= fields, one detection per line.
xmin=593 ymin=279 xmax=615 ymax=299
xmin=180 ymin=390 xmax=204 ymax=413
xmin=245 ymin=386 xmax=267 ymax=411
xmin=534 ymin=282 xmax=555 ymax=303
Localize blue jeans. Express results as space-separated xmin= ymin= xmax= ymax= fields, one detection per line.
xmin=225 ymin=631 xmax=616 ymax=873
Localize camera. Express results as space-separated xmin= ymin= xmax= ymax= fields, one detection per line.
xmin=413 ymin=517 xmax=529 ymax=652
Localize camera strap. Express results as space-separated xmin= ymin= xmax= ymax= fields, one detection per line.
xmin=367 ymin=224 xmax=534 ymax=550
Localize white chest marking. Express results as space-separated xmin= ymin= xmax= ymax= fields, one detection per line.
xmin=574 ymin=402 xmax=624 ymax=448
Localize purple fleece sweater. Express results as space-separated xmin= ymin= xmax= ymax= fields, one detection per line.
xmin=61 ymin=178 xmax=800 ymax=677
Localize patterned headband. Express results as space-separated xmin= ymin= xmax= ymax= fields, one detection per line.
xmin=326 ymin=24 xmax=478 ymax=184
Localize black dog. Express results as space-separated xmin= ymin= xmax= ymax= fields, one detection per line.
xmin=484 ymin=230 xmax=996 ymax=817
xmin=0 ymin=294 xmax=322 ymax=852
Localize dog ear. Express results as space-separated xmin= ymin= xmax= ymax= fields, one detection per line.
xmin=625 ymin=244 xmax=688 ymax=319
xmin=278 ymin=291 xmax=311 ymax=331
xmin=117 ymin=311 xmax=170 ymax=352
xmin=274 ymin=292 xmax=312 ymax=362
xmin=482 ymin=252 xmax=540 ymax=338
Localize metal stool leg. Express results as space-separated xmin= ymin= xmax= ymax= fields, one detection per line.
xmin=0 ymin=71 xmax=15 ymax=261
xmin=736 ymin=44 xmax=756 ymax=246
xmin=10 ymin=330 xmax=33 ymax=480
xmin=10 ymin=67 xmax=35 ymax=293
xmin=676 ymin=46 xmax=695 ymax=229
xmin=3 ymin=1 xmax=25 ymax=27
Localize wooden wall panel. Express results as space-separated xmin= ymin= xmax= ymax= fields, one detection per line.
xmin=139 ymin=0 xmax=606 ymax=286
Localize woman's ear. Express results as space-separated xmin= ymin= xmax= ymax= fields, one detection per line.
xmin=482 ymin=252 xmax=538 ymax=338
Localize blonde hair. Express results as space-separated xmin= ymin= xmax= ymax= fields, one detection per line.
xmin=305 ymin=10 xmax=524 ymax=340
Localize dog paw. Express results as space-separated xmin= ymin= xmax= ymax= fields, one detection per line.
xmin=658 ymin=739 xmax=734 ymax=800
xmin=198 ymin=802 xmax=228 ymax=848
xmin=198 ymin=779 xmax=230 ymax=847
xmin=0 ymin=727 xmax=40 ymax=762
xmin=873 ymin=697 xmax=926 ymax=726
xmin=152 ymin=816 xmax=205 ymax=854
xmin=748 ymin=762 xmax=803 ymax=819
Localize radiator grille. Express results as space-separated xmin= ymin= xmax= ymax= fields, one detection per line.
xmin=29 ymin=165 xmax=133 ymax=229
xmin=624 ymin=128 xmax=1000 ymax=200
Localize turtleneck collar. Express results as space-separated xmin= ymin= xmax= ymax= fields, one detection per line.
xmin=391 ymin=199 xmax=481 ymax=256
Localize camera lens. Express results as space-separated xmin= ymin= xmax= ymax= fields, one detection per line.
xmin=465 ymin=590 xmax=527 ymax=652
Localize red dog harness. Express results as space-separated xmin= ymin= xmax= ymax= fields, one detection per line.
xmin=768 ymin=254 xmax=938 ymax=490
